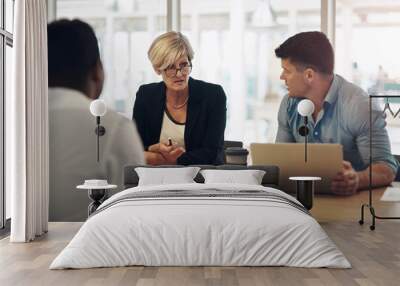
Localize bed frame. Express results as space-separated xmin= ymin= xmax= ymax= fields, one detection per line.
xmin=123 ymin=165 xmax=279 ymax=189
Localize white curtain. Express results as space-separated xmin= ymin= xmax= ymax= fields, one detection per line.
xmin=7 ymin=0 xmax=49 ymax=242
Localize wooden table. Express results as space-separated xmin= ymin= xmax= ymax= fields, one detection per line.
xmin=311 ymin=182 xmax=400 ymax=223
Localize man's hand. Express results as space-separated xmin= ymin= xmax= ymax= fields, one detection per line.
xmin=331 ymin=161 xmax=359 ymax=195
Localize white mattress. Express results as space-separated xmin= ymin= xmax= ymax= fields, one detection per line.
xmin=50 ymin=183 xmax=350 ymax=269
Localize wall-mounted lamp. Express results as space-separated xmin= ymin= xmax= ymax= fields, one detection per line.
xmin=89 ymin=99 xmax=107 ymax=162
xmin=297 ymin=99 xmax=315 ymax=162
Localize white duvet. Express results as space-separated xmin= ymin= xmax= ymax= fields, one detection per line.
xmin=50 ymin=183 xmax=350 ymax=269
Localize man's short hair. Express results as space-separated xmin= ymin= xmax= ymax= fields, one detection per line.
xmin=275 ymin=31 xmax=334 ymax=75
xmin=48 ymin=19 xmax=100 ymax=88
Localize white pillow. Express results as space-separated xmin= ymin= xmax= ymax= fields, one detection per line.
xmin=200 ymin=169 xmax=266 ymax=185
xmin=135 ymin=167 xmax=200 ymax=186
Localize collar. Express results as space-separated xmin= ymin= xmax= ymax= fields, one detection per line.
xmin=160 ymin=77 xmax=202 ymax=103
xmin=324 ymin=74 xmax=340 ymax=106
xmin=48 ymin=87 xmax=91 ymax=109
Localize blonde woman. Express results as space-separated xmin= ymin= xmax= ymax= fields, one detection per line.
xmin=133 ymin=31 xmax=227 ymax=165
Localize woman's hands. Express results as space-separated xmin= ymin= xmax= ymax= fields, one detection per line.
xmin=160 ymin=146 xmax=185 ymax=164
xmin=145 ymin=142 xmax=185 ymax=165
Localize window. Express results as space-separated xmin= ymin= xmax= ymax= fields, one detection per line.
xmin=335 ymin=0 xmax=400 ymax=154
xmin=181 ymin=0 xmax=320 ymax=144
xmin=1 ymin=0 xmax=14 ymax=229
xmin=5 ymin=44 xmax=11 ymax=221
xmin=56 ymin=0 xmax=167 ymax=117
xmin=5 ymin=0 xmax=12 ymax=32
xmin=55 ymin=0 xmax=321 ymax=144
xmin=53 ymin=0 xmax=398 ymax=155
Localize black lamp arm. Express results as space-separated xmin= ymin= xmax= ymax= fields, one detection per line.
xmin=304 ymin=116 xmax=308 ymax=162
xmin=94 ymin=116 xmax=106 ymax=162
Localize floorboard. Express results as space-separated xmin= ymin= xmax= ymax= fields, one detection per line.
xmin=1 ymin=186 xmax=400 ymax=286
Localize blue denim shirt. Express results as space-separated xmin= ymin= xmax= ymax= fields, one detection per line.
xmin=276 ymin=74 xmax=398 ymax=173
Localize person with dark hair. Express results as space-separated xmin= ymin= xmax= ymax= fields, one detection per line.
xmin=275 ymin=31 xmax=398 ymax=195
xmin=48 ymin=19 xmax=144 ymax=221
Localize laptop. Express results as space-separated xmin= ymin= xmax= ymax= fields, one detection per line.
xmin=250 ymin=143 xmax=343 ymax=194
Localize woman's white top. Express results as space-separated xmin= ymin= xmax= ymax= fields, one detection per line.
xmin=159 ymin=111 xmax=185 ymax=148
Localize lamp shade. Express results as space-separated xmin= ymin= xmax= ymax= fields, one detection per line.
xmin=297 ymin=99 xmax=315 ymax=117
xmin=90 ymin=99 xmax=107 ymax=117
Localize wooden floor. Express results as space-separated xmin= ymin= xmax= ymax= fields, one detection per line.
xmin=1 ymin=185 xmax=400 ymax=286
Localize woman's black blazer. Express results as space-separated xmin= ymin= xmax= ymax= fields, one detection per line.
xmin=133 ymin=77 xmax=227 ymax=165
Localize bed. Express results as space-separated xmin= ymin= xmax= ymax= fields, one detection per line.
xmin=50 ymin=165 xmax=350 ymax=269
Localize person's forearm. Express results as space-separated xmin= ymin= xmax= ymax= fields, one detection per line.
xmin=357 ymin=163 xmax=396 ymax=190
xmin=144 ymin=151 xmax=166 ymax=165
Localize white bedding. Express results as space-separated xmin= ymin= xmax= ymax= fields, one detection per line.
xmin=50 ymin=183 xmax=350 ymax=269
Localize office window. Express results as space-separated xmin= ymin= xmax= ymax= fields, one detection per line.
xmin=181 ymin=0 xmax=320 ymax=144
xmin=5 ymin=45 xmax=11 ymax=220
xmin=56 ymin=0 xmax=167 ymax=117
xmin=335 ymin=0 xmax=400 ymax=154
xmin=5 ymin=0 xmax=13 ymax=32
xmin=1 ymin=0 xmax=14 ymax=229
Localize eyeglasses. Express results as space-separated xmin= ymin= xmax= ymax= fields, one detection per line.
xmin=163 ymin=62 xmax=192 ymax=77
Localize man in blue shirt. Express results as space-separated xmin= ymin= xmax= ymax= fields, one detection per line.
xmin=275 ymin=31 xmax=398 ymax=195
